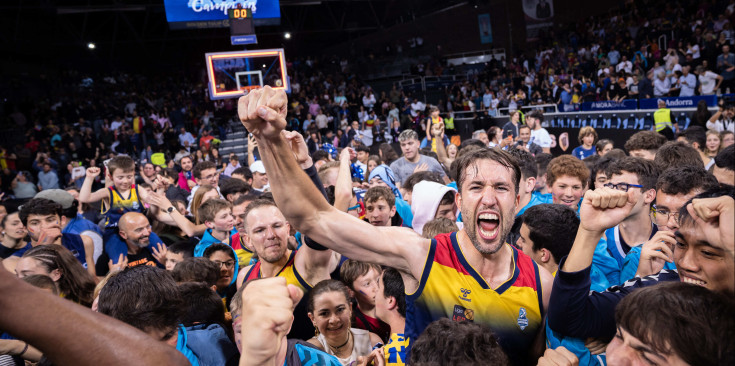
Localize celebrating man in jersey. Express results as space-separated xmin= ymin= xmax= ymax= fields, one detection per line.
xmin=238 ymin=86 xmax=553 ymax=365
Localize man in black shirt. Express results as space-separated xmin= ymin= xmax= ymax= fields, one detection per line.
xmin=95 ymin=212 xmax=164 ymax=275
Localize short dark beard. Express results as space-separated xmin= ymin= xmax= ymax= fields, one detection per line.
xmin=461 ymin=206 xmax=514 ymax=255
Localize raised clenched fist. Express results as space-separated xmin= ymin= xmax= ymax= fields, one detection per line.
xmin=237 ymin=86 xmax=289 ymax=142
xmin=86 ymin=167 xmax=101 ymax=178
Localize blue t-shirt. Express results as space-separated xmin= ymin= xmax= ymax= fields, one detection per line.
xmin=571 ymin=145 xmax=596 ymax=160
xmin=516 ymin=192 xmax=553 ymax=217
xmin=620 ymin=245 xmax=677 ymax=282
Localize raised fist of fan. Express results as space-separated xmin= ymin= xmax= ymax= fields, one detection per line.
xmin=237 ymin=86 xmax=289 ymax=141
xmin=239 ymin=277 xmax=304 ymax=366
xmin=430 ymin=122 xmax=444 ymax=138
xmin=579 ymin=187 xmax=635 ymax=233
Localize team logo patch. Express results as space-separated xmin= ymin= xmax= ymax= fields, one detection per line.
xmin=459 ymin=288 xmax=472 ymax=302
xmin=517 ymin=307 xmax=529 ymax=330
xmin=464 ymin=308 xmax=475 ymax=321
xmin=453 ymin=304 xmax=474 ymax=322
xmin=132 ymin=201 xmax=140 ymax=210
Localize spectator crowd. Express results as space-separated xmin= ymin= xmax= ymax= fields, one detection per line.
xmin=1 ymin=1 xmax=735 ymax=366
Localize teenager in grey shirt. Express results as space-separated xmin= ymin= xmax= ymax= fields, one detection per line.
xmin=389 ymin=130 xmax=448 ymax=185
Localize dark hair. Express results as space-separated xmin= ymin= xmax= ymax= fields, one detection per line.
xmin=19 ymin=198 xmax=62 ymax=226
xmin=451 ymin=148 xmax=521 ymax=194
xmin=595 ymin=139 xmax=613 ymax=152
xmin=590 ymin=155 xmax=616 ymax=190
xmin=23 ymin=245 xmax=95 ymax=307
xmin=167 ymin=241 xmax=195 ymax=258
xmin=607 ymin=156 xmax=660 ymax=191
xmin=162 ymin=168 xmax=179 ymax=181
xmin=379 ymin=143 xmax=400 ymax=165
xmin=172 ymin=257 xmax=219 ymax=286
xmin=364 ymin=186 xmax=395 ymax=207
xmin=1 ymin=211 xmax=19 ymax=229
xmin=307 ymin=279 xmax=352 ymax=313
xmin=656 ymin=166 xmax=719 ymax=195
xmin=521 ymin=204 xmax=579 ymax=263
xmin=231 ymin=167 xmax=253 ymax=180
xmin=381 ymin=267 xmax=406 ymax=317
xmin=408 ymin=318 xmax=510 ymax=366
xmin=678 ymin=186 xmax=735 ymax=228
xmin=233 ymin=192 xmax=260 ymax=207
xmin=192 ymin=161 xmax=217 ymax=180
xmin=624 ymin=131 xmax=667 ymax=153
xmin=179 ymin=155 xmax=193 ymax=165
xmin=604 ymin=148 xmax=627 ymax=160
xmin=178 ymin=282 xmax=226 ymax=327
xmin=679 ymin=126 xmax=707 ymax=151
xmin=311 ymin=150 xmax=330 ymax=163
xmin=535 ymin=153 xmax=553 ymax=177
xmin=526 ymin=110 xmax=544 ymax=121
xmin=22 ymin=274 xmax=59 ymax=295
xmin=487 ymin=126 xmax=502 ymax=141
xmin=615 ymin=282 xmax=735 ymax=366
xmin=507 ymin=147 xmax=538 ymax=180
xmin=367 ymin=155 xmax=382 ymax=167
xmin=438 ymin=191 xmax=454 ymax=207
xmin=203 ymin=243 xmax=235 ymax=261
xmin=340 ymin=259 xmax=381 ymax=289
xmin=98 ymin=266 xmax=183 ymax=335
xmin=61 ymin=200 xmax=80 ymax=219
xmin=458 ymin=138 xmax=487 ymax=152
xmin=714 ymin=144 xmax=734 ymax=171
xmin=356 ymin=145 xmax=370 ymax=154
xmin=403 ymin=171 xmax=443 ymax=193
xmin=654 ymin=141 xmax=703 ymax=172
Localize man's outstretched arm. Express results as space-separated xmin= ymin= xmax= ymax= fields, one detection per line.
xmin=237 ymin=87 xmax=428 ymax=275
xmin=0 ymin=265 xmax=189 ymax=366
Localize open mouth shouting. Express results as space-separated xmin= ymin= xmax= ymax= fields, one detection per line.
xmin=477 ymin=212 xmax=500 ymax=241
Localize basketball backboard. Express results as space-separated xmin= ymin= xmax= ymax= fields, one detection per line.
xmin=205 ymin=48 xmax=290 ymax=100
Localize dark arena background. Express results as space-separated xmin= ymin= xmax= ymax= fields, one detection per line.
xmin=1 ymin=1 xmax=734 ymax=365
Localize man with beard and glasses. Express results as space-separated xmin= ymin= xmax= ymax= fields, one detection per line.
xmin=95 ymin=212 xmax=166 ymax=276
xmin=235 ymin=199 xmax=341 ymax=341
xmin=236 ymin=87 xmax=553 ymax=365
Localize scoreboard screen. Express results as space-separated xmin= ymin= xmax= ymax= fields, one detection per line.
xmin=164 ymin=0 xmax=280 ymax=29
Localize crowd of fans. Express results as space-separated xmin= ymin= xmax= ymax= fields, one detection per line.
xmin=1 ymin=1 xmax=735 ymax=365
xmin=403 ymin=0 xmax=735 ymax=117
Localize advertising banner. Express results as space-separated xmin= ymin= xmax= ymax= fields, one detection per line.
xmin=581 ymin=99 xmax=638 ymax=111
xmin=639 ymin=95 xmax=718 ymax=109
xmin=478 ymin=14 xmax=493 ymax=44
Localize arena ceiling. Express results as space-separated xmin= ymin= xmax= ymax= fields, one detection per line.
xmin=2 ymin=0 xmax=475 ymax=72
